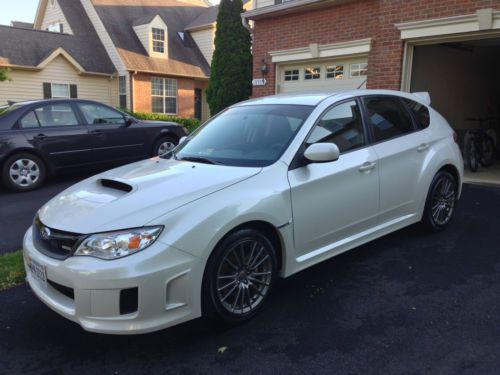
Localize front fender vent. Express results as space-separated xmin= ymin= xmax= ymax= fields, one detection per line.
xmin=99 ymin=179 xmax=133 ymax=193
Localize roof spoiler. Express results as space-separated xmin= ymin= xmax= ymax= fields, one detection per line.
xmin=412 ymin=92 xmax=431 ymax=106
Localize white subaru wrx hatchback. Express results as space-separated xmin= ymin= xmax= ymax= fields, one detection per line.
xmin=23 ymin=90 xmax=463 ymax=334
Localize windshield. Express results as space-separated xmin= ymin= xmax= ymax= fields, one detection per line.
xmin=173 ymin=104 xmax=314 ymax=167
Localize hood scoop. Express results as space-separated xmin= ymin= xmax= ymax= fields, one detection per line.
xmin=99 ymin=178 xmax=133 ymax=193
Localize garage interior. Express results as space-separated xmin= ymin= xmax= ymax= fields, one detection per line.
xmin=410 ymin=38 xmax=500 ymax=185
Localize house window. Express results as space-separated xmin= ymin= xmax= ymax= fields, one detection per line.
xmin=326 ymin=65 xmax=344 ymax=79
xmin=304 ymin=67 xmax=320 ymax=80
xmin=47 ymin=23 xmax=63 ymax=33
xmin=119 ymin=76 xmax=127 ymax=109
xmin=350 ymin=63 xmax=368 ymax=77
xmin=152 ymin=28 xmax=165 ymax=53
xmin=51 ymin=83 xmax=70 ymax=98
xmin=284 ymin=69 xmax=299 ymax=81
xmin=152 ymin=77 xmax=177 ymax=114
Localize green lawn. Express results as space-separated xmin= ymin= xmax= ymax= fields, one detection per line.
xmin=0 ymin=250 xmax=25 ymax=290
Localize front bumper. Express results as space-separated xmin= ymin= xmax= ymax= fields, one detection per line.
xmin=23 ymin=227 xmax=204 ymax=334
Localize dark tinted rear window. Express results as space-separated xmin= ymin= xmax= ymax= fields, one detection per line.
xmin=404 ymin=99 xmax=430 ymax=129
xmin=0 ymin=105 xmax=21 ymax=117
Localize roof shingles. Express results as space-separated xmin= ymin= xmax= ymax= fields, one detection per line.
xmin=0 ymin=0 xmax=115 ymax=74
xmin=93 ymin=2 xmax=211 ymax=78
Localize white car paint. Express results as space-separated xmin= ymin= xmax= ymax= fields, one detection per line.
xmin=23 ymin=89 xmax=463 ymax=334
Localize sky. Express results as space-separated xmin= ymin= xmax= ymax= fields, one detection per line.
xmin=0 ymin=0 xmax=39 ymax=26
xmin=0 ymin=0 xmax=220 ymax=26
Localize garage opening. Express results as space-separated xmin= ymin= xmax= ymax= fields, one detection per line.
xmin=410 ymin=38 xmax=500 ymax=185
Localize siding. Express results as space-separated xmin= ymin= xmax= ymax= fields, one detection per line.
xmin=133 ymin=24 xmax=150 ymax=55
xmin=0 ymin=55 xmax=118 ymax=107
xmin=255 ymin=0 xmax=275 ymax=8
xmin=40 ymin=0 xmax=74 ymax=34
xmin=191 ymin=28 xmax=215 ymax=65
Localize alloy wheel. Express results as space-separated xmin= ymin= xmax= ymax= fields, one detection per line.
xmin=216 ymin=239 xmax=273 ymax=315
xmin=431 ymin=175 xmax=456 ymax=226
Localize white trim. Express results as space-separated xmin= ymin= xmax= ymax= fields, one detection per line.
xmin=396 ymin=8 xmax=500 ymax=40
xmin=269 ymin=38 xmax=372 ymax=63
xmin=37 ymin=48 xmax=85 ymax=73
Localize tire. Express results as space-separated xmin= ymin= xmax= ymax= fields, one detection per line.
xmin=479 ymin=135 xmax=495 ymax=167
xmin=1 ymin=153 xmax=47 ymax=192
xmin=202 ymin=228 xmax=278 ymax=323
xmin=422 ymin=170 xmax=457 ymax=231
xmin=153 ymin=137 xmax=177 ymax=156
xmin=465 ymin=140 xmax=478 ymax=172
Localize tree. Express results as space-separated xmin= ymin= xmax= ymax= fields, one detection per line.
xmin=0 ymin=68 xmax=10 ymax=82
xmin=206 ymin=0 xmax=252 ymax=115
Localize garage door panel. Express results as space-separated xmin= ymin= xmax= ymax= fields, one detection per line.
xmin=279 ymin=59 xmax=368 ymax=93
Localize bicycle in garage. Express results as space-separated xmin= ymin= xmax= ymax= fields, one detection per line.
xmin=464 ymin=117 xmax=496 ymax=172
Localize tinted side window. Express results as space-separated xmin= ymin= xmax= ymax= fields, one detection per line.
xmin=34 ymin=104 xmax=78 ymax=127
xmin=364 ymin=97 xmax=415 ymax=142
xmin=306 ymin=100 xmax=365 ymax=153
xmin=20 ymin=111 xmax=40 ymax=128
xmin=78 ymin=103 xmax=125 ymax=126
xmin=404 ymin=99 xmax=430 ymax=129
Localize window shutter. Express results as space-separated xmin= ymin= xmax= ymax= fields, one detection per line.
xmin=60 ymin=24 xmax=64 ymax=33
xmin=70 ymin=84 xmax=78 ymax=98
xmin=43 ymin=83 xmax=52 ymax=99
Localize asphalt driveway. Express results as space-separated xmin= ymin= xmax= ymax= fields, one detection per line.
xmin=0 ymin=183 xmax=499 ymax=374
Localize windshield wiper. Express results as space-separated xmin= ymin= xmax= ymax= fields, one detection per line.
xmin=178 ymin=156 xmax=220 ymax=165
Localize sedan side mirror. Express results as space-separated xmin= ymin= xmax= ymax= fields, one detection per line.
xmin=304 ymin=143 xmax=340 ymax=163
xmin=125 ymin=116 xmax=134 ymax=127
xmin=179 ymin=136 xmax=187 ymax=144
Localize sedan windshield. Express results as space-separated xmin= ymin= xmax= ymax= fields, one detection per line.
xmin=173 ymin=104 xmax=314 ymax=167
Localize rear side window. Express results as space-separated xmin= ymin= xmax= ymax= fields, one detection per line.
xmin=404 ymin=99 xmax=430 ymax=129
xmin=307 ymin=100 xmax=365 ymax=153
xmin=34 ymin=104 xmax=78 ymax=127
xmin=363 ymin=97 xmax=415 ymax=142
xmin=20 ymin=111 xmax=40 ymax=128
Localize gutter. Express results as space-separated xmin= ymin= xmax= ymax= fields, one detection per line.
xmin=242 ymin=0 xmax=354 ymax=21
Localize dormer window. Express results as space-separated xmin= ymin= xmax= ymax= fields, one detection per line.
xmin=152 ymin=28 xmax=165 ymax=53
xmin=47 ymin=22 xmax=63 ymax=33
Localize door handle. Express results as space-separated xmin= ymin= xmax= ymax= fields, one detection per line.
xmin=34 ymin=134 xmax=47 ymax=140
xmin=88 ymin=129 xmax=102 ymax=135
xmin=359 ymin=161 xmax=377 ymax=172
xmin=417 ymin=143 xmax=430 ymax=152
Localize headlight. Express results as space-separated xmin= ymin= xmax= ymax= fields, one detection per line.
xmin=74 ymin=227 xmax=163 ymax=260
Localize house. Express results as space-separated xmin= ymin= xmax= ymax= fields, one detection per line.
xmin=0 ymin=0 xmax=226 ymax=121
xmin=242 ymin=0 xmax=500 ymax=160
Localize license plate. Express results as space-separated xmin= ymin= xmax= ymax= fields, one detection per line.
xmin=26 ymin=256 xmax=47 ymax=286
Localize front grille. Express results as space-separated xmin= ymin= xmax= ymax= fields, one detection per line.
xmin=33 ymin=216 xmax=82 ymax=260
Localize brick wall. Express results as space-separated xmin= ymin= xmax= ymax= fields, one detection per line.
xmin=251 ymin=0 xmax=500 ymax=97
xmin=132 ymin=73 xmax=196 ymax=118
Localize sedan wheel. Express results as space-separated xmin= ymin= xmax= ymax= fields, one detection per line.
xmin=154 ymin=138 xmax=177 ymax=156
xmin=1 ymin=153 xmax=46 ymax=192
xmin=422 ymin=171 xmax=457 ymax=230
xmin=203 ymin=229 xmax=277 ymax=322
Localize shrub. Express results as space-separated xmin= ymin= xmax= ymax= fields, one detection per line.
xmin=123 ymin=109 xmax=202 ymax=133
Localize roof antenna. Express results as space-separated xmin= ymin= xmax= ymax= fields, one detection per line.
xmin=357 ymin=79 xmax=367 ymax=89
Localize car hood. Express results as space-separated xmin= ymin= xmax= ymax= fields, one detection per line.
xmin=39 ymin=158 xmax=261 ymax=234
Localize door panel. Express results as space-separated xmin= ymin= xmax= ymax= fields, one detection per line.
xmin=288 ymin=147 xmax=379 ymax=258
xmin=373 ymin=130 xmax=431 ymax=221
xmin=76 ymin=102 xmax=147 ymax=161
xmin=20 ymin=103 xmax=91 ymax=168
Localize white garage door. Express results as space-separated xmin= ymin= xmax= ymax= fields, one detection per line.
xmin=278 ymin=58 xmax=368 ymax=94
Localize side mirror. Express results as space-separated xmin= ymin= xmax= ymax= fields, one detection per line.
xmin=304 ymin=143 xmax=340 ymax=163
xmin=125 ymin=116 xmax=134 ymax=127
xmin=179 ymin=136 xmax=187 ymax=144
